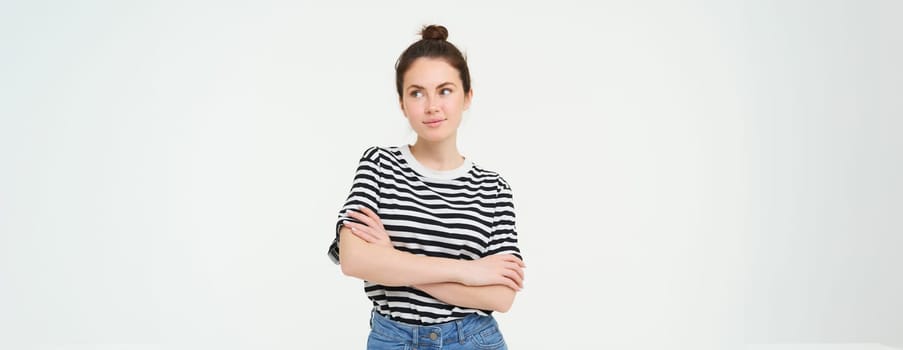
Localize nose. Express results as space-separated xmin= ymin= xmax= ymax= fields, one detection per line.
xmin=426 ymin=96 xmax=440 ymax=114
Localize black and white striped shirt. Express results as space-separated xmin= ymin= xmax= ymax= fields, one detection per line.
xmin=328 ymin=145 xmax=522 ymax=325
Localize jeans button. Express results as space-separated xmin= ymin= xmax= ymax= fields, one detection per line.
xmin=429 ymin=332 xmax=438 ymax=340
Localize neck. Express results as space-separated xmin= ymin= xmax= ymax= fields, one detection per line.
xmin=410 ymin=136 xmax=464 ymax=171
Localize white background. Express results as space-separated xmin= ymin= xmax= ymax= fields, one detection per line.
xmin=1 ymin=1 xmax=901 ymax=349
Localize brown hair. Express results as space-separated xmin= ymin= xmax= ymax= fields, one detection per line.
xmin=395 ymin=25 xmax=471 ymax=100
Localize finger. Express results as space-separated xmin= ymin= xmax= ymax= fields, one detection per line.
xmin=510 ymin=262 xmax=525 ymax=277
xmin=358 ymin=224 xmax=389 ymax=240
xmin=494 ymin=275 xmax=518 ymax=291
xmin=351 ymin=226 xmax=392 ymax=248
xmin=505 ymin=274 xmax=524 ymax=290
xmin=503 ymin=269 xmax=524 ymax=288
xmin=347 ymin=223 xmax=378 ymax=243
xmin=500 ymin=254 xmax=525 ymax=267
xmin=497 ymin=255 xmax=524 ymax=270
xmin=491 ymin=257 xmax=524 ymax=279
xmin=501 ymin=254 xmax=526 ymax=268
xmin=360 ymin=207 xmax=385 ymax=229
xmin=349 ymin=218 xmax=389 ymax=241
xmin=501 ymin=275 xmax=521 ymax=291
xmin=347 ymin=224 xmax=370 ymax=243
xmin=507 ymin=264 xmax=525 ymax=280
xmin=347 ymin=210 xmax=378 ymax=228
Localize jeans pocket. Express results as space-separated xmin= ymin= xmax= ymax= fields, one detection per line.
xmin=471 ymin=325 xmax=507 ymax=350
xmin=367 ymin=330 xmax=409 ymax=350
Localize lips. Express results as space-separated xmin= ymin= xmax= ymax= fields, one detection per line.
xmin=423 ymin=118 xmax=446 ymax=127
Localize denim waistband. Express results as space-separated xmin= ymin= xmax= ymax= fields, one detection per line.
xmin=369 ymin=310 xmax=499 ymax=347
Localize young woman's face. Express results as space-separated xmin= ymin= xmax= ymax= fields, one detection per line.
xmin=400 ymin=57 xmax=472 ymax=143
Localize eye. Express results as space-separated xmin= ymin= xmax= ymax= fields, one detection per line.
xmin=409 ymin=90 xmax=423 ymax=98
xmin=439 ymin=88 xmax=453 ymax=95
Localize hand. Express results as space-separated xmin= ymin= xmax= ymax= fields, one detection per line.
xmin=460 ymin=254 xmax=526 ymax=291
xmin=344 ymin=207 xmax=394 ymax=249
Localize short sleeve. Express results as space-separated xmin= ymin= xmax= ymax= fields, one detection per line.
xmin=485 ymin=175 xmax=522 ymax=261
xmin=327 ymin=146 xmax=382 ymax=265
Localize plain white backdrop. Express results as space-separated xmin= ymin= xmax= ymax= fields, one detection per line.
xmin=1 ymin=1 xmax=901 ymax=349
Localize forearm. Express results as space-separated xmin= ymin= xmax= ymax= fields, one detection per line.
xmin=338 ymin=227 xmax=465 ymax=286
xmin=415 ymin=282 xmax=517 ymax=313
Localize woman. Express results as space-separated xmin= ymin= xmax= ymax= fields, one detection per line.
xmin=327 ymin=24 xmax=524 ymax=350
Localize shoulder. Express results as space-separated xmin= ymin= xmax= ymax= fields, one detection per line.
xmin=358 ymin=146 xmax=381 ymax=161
xmin=471 ymin=163 xmax=513 ymax=192
xmin=358 ymin=145 xmax=400 ymax=162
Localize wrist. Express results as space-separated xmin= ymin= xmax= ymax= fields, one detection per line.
xmin=449 ymin=259 xmax=468 ymax=284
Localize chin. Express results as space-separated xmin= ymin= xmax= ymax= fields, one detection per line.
xmin=416 ymin=130 xmax=454 ymax=143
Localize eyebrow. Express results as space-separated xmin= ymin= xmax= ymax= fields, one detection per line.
xmin=406 ymin=82 xmax=458 ymax=91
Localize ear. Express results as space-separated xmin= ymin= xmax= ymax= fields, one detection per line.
xmin=464 ymin=89 xmax=474 ymax=110
xmin=399 ymin=98 xmax=411 ymax=122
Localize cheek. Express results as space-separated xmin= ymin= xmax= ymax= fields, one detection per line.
xmin=444 ymin=99 xmax=466 ymax=114
xmin=403 ymin=99 xmax=422 ymax=112
xmin=402 ymin=100 xmax=424 ymax=120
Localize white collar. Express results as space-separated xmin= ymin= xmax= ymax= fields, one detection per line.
xmin=398 ymin=144 xmax=473 ymax=180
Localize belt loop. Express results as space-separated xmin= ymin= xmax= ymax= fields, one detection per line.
xmin=456 ymin=318 xmax=466 ymax=344
xmin=412 ymin=325 xmax=419 ymax=348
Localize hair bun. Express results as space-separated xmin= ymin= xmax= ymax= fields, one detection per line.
xmin=420 ymin=25 xmax=448 ymax=41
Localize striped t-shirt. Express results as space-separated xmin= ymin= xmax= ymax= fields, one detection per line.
xmin=328 ymin=145 xmax=522 ymax=325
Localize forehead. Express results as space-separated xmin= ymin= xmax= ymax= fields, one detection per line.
xmin=403 ymin=57 xmax=461 ymax=88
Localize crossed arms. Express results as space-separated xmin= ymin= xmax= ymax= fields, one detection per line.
xmin=338 ymin=207 xmax=525 ymax=312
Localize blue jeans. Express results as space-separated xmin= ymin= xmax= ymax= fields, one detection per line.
xmin=367 ymin=310 xmax=508 ymax=350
